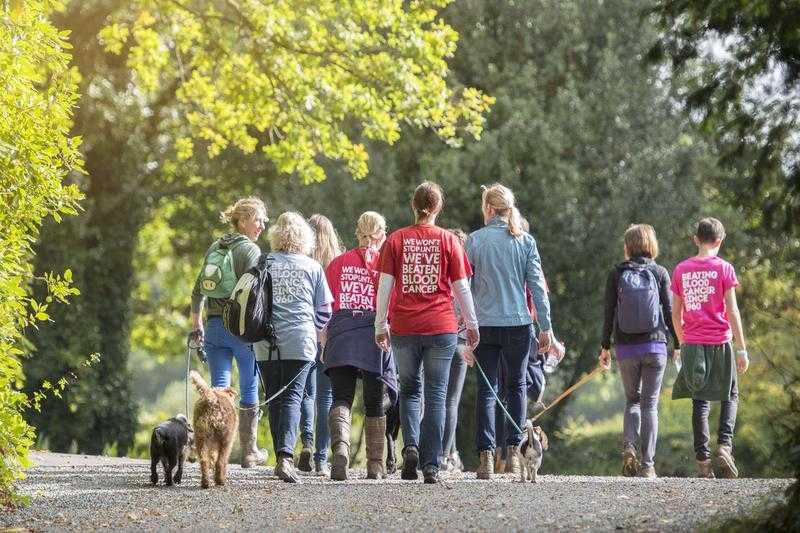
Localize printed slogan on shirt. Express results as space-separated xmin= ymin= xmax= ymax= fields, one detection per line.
xmin=681 ymin=270 xmax=718 ymax=311
xmin=401 ymin=238 xmax=441 ymax=294
xmin=338 ymin=264 xmax=375 ymax=309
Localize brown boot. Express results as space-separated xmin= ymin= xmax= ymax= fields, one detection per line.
xmin=477 ymin=450 xmax=494 ymax=480
xmin=494 ymin=452 xmax=506 ymax=474
xmin=505 ymin=446 xmax=521 ymax=477
xmin=716 ymin=444 xmax=739 ymax=479
xmin=365 ymin=416 xmax=387 ymax=480
xmin=329 ymin=405 xmax=351 ymax=481
xmin=697 ymin=458 xmax=715 ymax=478
xmin=239 ymin=406 xmax=268 ymax=468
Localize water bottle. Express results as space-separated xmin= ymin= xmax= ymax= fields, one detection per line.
xmin=542 ymin=337 xmax=565 ymax=374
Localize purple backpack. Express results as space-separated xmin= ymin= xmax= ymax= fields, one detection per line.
xmin=616 ymin=266 xmax=661 ymax=334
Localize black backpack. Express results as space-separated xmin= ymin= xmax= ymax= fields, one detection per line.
xmin=222 ymin=254 xmax=276 ymax=344
xmin=616 ymin=264 xmax=661 ymax=334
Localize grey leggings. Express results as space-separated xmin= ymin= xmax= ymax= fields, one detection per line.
xmin=692 ymin=375 xmax=739 ymax=460
xmin=618 ymin=354 xmax=667 ymax=468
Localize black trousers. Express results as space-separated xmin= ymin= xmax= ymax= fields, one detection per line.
xmin=329 ymin=365 xmax=385 ymax=417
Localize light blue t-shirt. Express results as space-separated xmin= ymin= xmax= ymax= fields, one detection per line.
xmin=466 ymin=217 xmax=551 ymax=330
xmin=254 ymin=252 xmax=333 ymax=362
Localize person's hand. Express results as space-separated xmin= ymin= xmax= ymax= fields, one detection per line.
xmin=188 ymin=327 xmax=204 ymax=348
xmin=460 ymin=345 xmax=475 ymax=367
xmin=318 ymin=327 xmax=328 ymax=349
xmin=599 ymin=348 xmax=612 ymax=370
xmin=538 ymin=330 xmax=552 ymax=353
xmin=736 ymin=350 xmax=750 ymax=373
xmin=466 ymin=328 xmax=480 ymax=350
xmin=375 ymin=331 xmax=391 ymax=352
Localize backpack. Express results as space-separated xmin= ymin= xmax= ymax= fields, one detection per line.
xmin=222 ymin=254 xmax=276 ymax=344
xmin=616 ymin=265 xmax=661 ymax=334
xmin=198 ymin=239 xmax=245 ymax=299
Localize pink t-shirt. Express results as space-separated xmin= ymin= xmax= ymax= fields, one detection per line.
xmin=670 ymin=256 xmax=739 ymax=344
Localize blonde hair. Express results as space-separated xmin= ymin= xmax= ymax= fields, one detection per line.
xmin=356 ymin=211 xmax=387 ymax=247
xmin=624 ymin=224 xmax=659 ymax=259
xmin=267 ymin=212 xmax=315 ymax=255
xmin=220 ymin=197 xmax=266 ymax=230
xmin=482 ymin=183 xmax=523 ymax=237
xmin=308 ymin=214 xmax=343 ymax=268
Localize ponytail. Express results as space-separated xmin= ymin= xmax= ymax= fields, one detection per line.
xmin=508 ymin=207 xmax=523 ymax=238
xmin=482 ymin=183 xmax=524 ymax=238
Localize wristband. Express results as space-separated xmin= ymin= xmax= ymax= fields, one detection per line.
xmin=736 ymin=349 xmax=748 ymax=358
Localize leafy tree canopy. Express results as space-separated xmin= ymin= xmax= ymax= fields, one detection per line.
xmin=649 ymin=0 xmax=800 ymax=234
xmin=101 ymin=0 xmax=494 ymax=182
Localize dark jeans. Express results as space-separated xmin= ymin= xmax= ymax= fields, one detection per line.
xmin=692 ymin=374 xmax=739 ymax=460
xmin=617 ymin=354 xmax=667 ymax=467
xmin=258 ymin=360 xmax=313 ymax=457
xmin=442 ymin=344 xmax=468 ymax=457
xmin=329 ymin=365 xmax=385 ymax=417
xmin=299 ymin=365 xmax=332 ymax=462
xmin=475 ymin=325 xmax=531 ymax=451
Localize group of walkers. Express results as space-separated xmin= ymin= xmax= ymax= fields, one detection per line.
xmin=190 ymin=181 xmax=749 ymax=484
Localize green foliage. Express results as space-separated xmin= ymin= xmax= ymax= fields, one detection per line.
xmin=649 ymin=0 xmax=800 ymax=234
xmin=102 ymin=0 xmax=494 ymax=182
xmin=0 ymin=0 xmax=83 ymax=504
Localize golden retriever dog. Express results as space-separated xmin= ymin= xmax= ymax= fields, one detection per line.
xmin=190 ymin=370 xmax=238 ymax=488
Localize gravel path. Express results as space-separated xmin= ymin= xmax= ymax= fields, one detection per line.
xmin=1 ymin=452 xmax=790 ymax=532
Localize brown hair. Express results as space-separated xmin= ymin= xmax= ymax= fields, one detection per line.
xmin=412 ymin=181 xmax=443 ymax=219
xmin=482 ymin=183 xmax=523 ymax=238
xmin=308 ymin=214 xmax=343 ymax=268
xmin=219 ymin=197 xmax=266 ymax=229
xmin=695 ymin=217 xmax=726 ymax=244
xmin=447 ymin=228 xmax=467 ymax=246
xmin=624 ymin=224 xmax=659 ymax=259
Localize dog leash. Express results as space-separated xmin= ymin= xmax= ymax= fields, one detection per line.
xmin=530 ymin=365 xmax=605 ymax=423
xmin=473 ymin=358 xmax=525 ymax=435
xmin=244 ymin=358 xmax=316 ymax=412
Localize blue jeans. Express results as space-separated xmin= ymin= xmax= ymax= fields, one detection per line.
xmin=475 ymin=325 xmax=531 ymax=451
xmin=442 ymin=344 xmax=467 ymax=457
xmin=299 ymin=365 xmax=332 ymax=462
xmin=204 ymin=317 xmax=259 ymax=406
xmin=392 ymin=333 xmax=456 ymax=469
xmin=258 ymin=360 xmax=313 ymax=457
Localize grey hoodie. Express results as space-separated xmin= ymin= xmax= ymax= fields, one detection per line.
xmin=191 ymin=233 xmax=261 ymax=317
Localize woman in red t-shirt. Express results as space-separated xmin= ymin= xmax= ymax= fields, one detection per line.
xmin=323 ymin=211 xmax=398 ymax=481
xmin=374 ymin=181 xmax=479 ymax=484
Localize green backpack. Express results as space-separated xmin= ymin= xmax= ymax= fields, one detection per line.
xmin=199 ymin=239 xmax=244 ymax=299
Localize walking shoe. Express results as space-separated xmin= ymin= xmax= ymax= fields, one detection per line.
xmin=297 ymin=441 xmax=313 ymax=472
xmin=637 ymin=465 xmax=657 ymax=479
xmin=493 ymin=453 xmax=506 ymax=474
xmin=314 ymin=460 xmax=330 ymax=477
xmin=505 ymin=446 xmax=521 ymax=477
xmin=622 ymin=444 xmax=640 ymax=477
xmin=422 ymin=465 xmax=440 ymax=484
xmin=715 ymin=444 xmax=739 ymax=479
xmin=275 ymin=455 xmax=301 ymax=483
xmin=696 ymin=458 xmax=715 ymax=478
xmin=401 ymin=446 xmax=419 ymax=480
xmin=476 ymin=449 xmax=494 ymax=480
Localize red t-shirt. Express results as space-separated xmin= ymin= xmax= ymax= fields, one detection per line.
xmin=326 ymin=247 xmax=380 ymax=313
xmin=378 ymin=224 xmax=471 ymax=336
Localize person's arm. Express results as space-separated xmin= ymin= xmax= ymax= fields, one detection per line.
xmin=452 ymin=278 xmax=479 ymax=350
xmin=658 ymin=268 xmax=679 ymax=348
xmin=672 ymin=294 xmax=684 ymax=345
xmin=374 ymin=273 xmax=395 ymax=351
xmin=524 ymin=238 xmax=552 ymax=350
xmin=313 ymin=268 xmax=334 ymax=331
xmin=190 ymin=270 xmax=206 ymax=337
xmin=725 ymin=287 xmax=749 ymax=372
xmin=599 ymin=269 xmax=617 ymax=370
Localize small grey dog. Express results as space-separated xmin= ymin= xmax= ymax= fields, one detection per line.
xmin=516 ymin=419 xmax=549 ymax=483
xmin=150 ymin=414 xmax=194 ymax=486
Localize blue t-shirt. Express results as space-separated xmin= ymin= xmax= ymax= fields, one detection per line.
xmin=254 ymin=252 xmax=333 ymax=362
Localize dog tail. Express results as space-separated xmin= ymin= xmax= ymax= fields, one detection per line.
xmin=190 ymin=370 xmax=217 ymax=405
xmin=152 ymin=426 xmax=165 ymax=446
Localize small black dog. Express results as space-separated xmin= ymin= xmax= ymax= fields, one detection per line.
xmin=150 ymin=414 xmax=194 ymax=486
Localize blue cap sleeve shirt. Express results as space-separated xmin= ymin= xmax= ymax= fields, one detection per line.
xmin=466 ymin=217 xmax=552 ymax=330
xmin=254 ymin=252 xmax=333 ymax=362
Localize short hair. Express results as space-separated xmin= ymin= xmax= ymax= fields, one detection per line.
xmin=267 ymin=212 xmax=314 ymax=255
xmin=695 ymin=217 xmax=726 ymax=244
xmin=624 ymin=224 xmax=659 ymax=259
